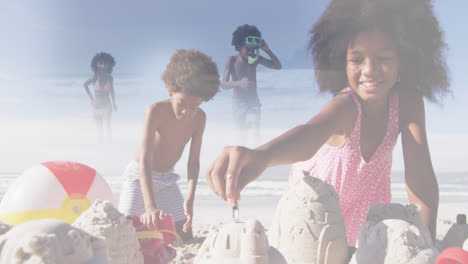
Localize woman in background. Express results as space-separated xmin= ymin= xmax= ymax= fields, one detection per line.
xmin=84 ymin=52 xmax=117 ymax=142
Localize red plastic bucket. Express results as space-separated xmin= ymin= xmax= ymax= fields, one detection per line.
xmin=157 ymin=214 xmax=177 ymax=244
xmin=436 ymin=247 xmax=468 ymax=264
xmin=127 ymin=215 xmax=177 ymax=264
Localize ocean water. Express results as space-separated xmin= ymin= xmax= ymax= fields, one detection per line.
xmin=0 ymin=69 xmax=467 ymax=206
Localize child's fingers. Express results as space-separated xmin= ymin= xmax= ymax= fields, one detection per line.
xmin=205 ymin=161 xmax=218 ymax=195
xmin=210 ymin=151 xmax=229 ymax=199
xmin=225 ymin=148 xmax=243 ymax=206
xmin=183 ymin=223 xmax=190 ymax=233
xmin=183 ymin=216 xmax=192 ymax=232
xmin=148 ymin=214 xmax=154 ymax=229
xmin=150 ymin=213 xmax=158 ymax=230
xmin=158 ymin=210 xmax=164 ymax=219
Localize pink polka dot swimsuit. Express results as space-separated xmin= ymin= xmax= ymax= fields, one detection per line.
xmin=288 ymin=87 xmax=400 ymax=245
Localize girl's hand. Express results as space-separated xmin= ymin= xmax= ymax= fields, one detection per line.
xmin=183 ymin=199 xmax=194 ymax=232
xmin=205 ymin=146 xmax=268 ymax=207
xmin=140 ymin=207 xmax=164 ymax=230
xmin=260 ymin=40 xmax=270 ymax=52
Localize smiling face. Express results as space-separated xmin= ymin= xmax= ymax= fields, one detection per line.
xmin=170 ymin=92 xmax=203 ymax=120
xmin=346 ymin=30 xmax=400 ymax=102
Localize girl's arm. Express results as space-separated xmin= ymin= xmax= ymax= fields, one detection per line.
xmin=205 ymin=93 xmax=356 ymax=206
xmin=109 ymin=76 xmax=117 ymax=111
xmin=258 ymin=94 xmax=354 ymax=167
xmin=139 ymin=104 xmax=163 ymax=228
xmin=83 ymin=75 xmax=96 ymax=101
xmin=183 ymin=110 xmax=206 ymax=232
xmin=400 ymin=91 xmax=439 ymax=241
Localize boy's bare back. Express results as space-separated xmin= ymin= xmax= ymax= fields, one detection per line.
xmin=135 ymin=99 xmax=205 ymax=172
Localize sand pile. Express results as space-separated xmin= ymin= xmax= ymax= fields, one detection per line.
xmin=0 ymin=219 xmax=108 ymax=264
xmin=268 ymin=176 xmax=348 ymax=264
xmin=350 ymin=204 xmax=439 ymax=264
xmin=169 ymin=227 xmax=208 ymax=264
xmin=194 ymin=219 xmax=269 ymax=264
xmin=73 ymin=200 xmax=143 ymax=264
xmin=365 ymin=203 xmax=430 ymax=233
xmin=0 ymin=220 xmax=11 ymax=236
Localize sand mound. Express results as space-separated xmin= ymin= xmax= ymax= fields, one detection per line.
xmin=365 ymin=203 xmax=429 ymax=233
xmin=169 ymin=227 xmax=208 ymax=264
xmin=194 ymin=219 xmax=269 ymax=264
xmin=0 ymin=221 xmax=11 ymax=236
xmin=268 ymin=176 xmax=348 ymax=264
xmin=350 ymin=204 xmax=438 ymax=264
xmin=73 ymin=200 xmax=143 ymax=264
xmin=0 ymin=219 xmax=108 ymax=264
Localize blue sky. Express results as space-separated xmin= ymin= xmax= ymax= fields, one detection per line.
xmin=0 ymin=1 xmax=464 ymax=77
xmin=0 ymin=0 xmax=329 ymax=74
xmin=0 ymin=0 xmax=466 ymax=133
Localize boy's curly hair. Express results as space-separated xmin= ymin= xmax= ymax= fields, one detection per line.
xmin=91 ymin=52 xmax=116 ymax=74
xmin=232 ymin=24 xmax=262 ymax=52
xmin=310 ymin=0 xmax=449 ymax=101
xmin=161 ymin=49 xmax=220 ymax=101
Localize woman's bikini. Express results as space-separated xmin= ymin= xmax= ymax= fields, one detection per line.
xmin=93 ymin=74 xmax=112 ymax=118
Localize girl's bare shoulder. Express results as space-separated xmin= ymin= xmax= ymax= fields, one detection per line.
xmin=398 ymin=89 xmax=425 ymax=126
xmin=333 ymin=92 xmax=359 ymax=132
xmin=324 ymin=92 xmax=358 ymax=123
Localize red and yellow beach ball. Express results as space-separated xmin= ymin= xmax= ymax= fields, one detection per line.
xmin=0 ymin=161 xmax=115 ymax=225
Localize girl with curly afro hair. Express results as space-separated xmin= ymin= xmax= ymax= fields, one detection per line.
xmin=206 ymin=0 xmax=448 ymax=247
xmin=83 ymin=52 xmax=117 ymax=142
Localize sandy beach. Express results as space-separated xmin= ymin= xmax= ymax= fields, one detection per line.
xmin=0 ymin=70 xmax=467 ymax=263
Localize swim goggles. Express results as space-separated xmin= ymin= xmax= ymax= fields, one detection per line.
xmin=245 ymin=36 xmax=262 ymax=48
xmin=97 ymin=61 xmax=106 ymax=68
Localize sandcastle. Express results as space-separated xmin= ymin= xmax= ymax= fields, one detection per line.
xmin=194 ymin=219 xmax=269 ymax=264
xmin=193 ymin=175 xmax=349 ymax=264
xmin=73 ymin=200 xmax=144 ymax=264
xmin=0 ymin=219 xmax=108 ymax=264
xmin=0 ymin=200 xmax=144 ymax=264
xmin=268 ymin=176 xmax=348 ymax=264
xmin=350 ymin=203 xmax=439 ymax=264
xmin=365 ymin=203 xmax=429 ymax=232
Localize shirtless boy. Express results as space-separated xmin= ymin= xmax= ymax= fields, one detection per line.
xmin=118 ymin=49 xmax=220 ymax=240
xmin=222 ymin=24 xmax=281 ymax=143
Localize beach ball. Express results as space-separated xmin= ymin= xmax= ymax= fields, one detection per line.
xmin=0 ymin=161 xmax=116 ymax=226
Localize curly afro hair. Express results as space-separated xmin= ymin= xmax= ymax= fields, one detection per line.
xmin=310 ymin=0 xmax=449 ymax=102
xmin=91 ymin=52 xmax=116 ymax=74
xmin=232 ymin=24 xmax=262 ymax=52
xmin=161 ymin=49 xmax=220 ymax=101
